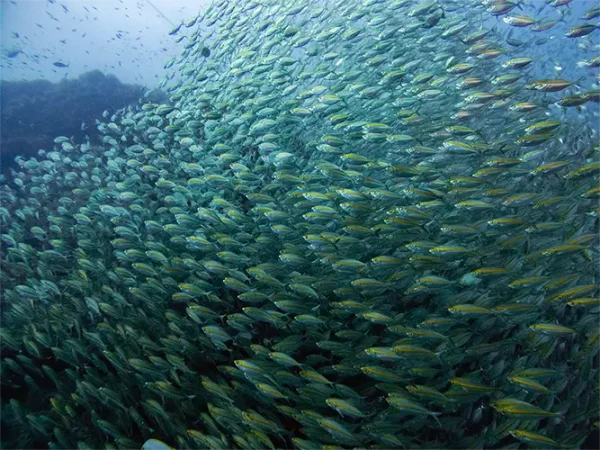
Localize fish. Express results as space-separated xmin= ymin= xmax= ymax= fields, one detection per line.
xmin=566 ymin=24 xmax=600 ymax=38
xmin=509 ymin=430 xmax=561 ymax=448
xmin=142 ymin=438 xmax=176 ymax=450
xmin=0 ymin=0 xmax=598 ymax=449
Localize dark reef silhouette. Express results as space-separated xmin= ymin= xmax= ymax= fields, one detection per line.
xmin=1 ymin=70 xmax=166 ymax=173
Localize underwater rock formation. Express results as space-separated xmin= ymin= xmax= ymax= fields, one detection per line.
xmin=1 ymin=71 xmax=147 ymax=172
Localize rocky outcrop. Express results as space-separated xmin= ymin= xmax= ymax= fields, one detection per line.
xmin=1 ymin=70 xmax=147 ymax=172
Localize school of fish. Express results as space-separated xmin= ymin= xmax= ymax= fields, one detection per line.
xmin=1 ymin=0 xmax=599 ymax=449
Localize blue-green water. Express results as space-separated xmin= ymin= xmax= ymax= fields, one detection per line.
xmin=1 ymin=1 xmax=599 ymax=449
